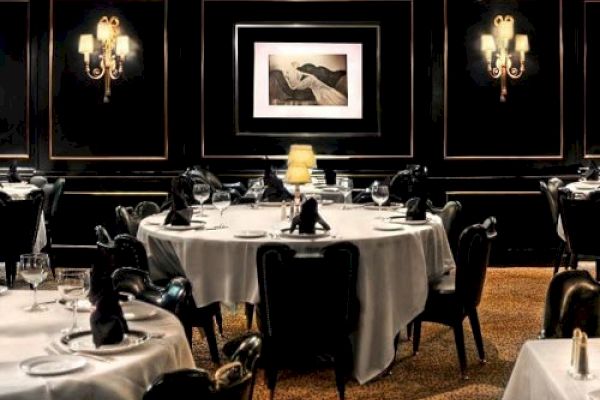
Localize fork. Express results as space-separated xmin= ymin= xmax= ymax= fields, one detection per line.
xmin=49 ymin=341 xmax=112 ymax=363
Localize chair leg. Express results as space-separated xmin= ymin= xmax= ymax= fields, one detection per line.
xmin=202 ymin=319 xmax=220 ymax=364
xmin=265 ymin=361 xmax=278 ymax=400
xmin=570 ymin=253 xmax=578 ymax=270
xmin=406 ymin=322 xmax=413 ymax=340
xmin=468 ymin=309 xmax=486 ymax=363
xmin=333 ymin=337 xmax=352 ymax=400
xmin=553 ymin=241 xmax=565 ymax=274
xmin=212 ymin=303 xmax=224 ymax=336
xmin=245 ymin=303 xmax=254 ymax=330
xmin=452 ymin=321 xmax=468 ymax=379
xmin=412 ymin=319 xmax=422 ymax=355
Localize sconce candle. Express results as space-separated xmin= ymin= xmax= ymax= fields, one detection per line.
xmin=481 ymin=14 xmax=529 ymax=102
xmin=78 ymin=16 xmax=130 ymax=103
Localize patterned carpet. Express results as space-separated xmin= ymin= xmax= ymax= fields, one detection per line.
xmin=190 ymin=266 xmax=558 ymax=400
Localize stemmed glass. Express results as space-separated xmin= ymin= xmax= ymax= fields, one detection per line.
xmin=336 ymin=177 xmax=354 ymax=209
xmin=18 ymin=253 xmax=50 ymax=312
xmin=212 ymin=190 xmax=231 ymax=229
xmin=247 ymin=178 xmax=265 ymax=208
xmin=193 ymin=183 xmax=211 ymax=217
xmin=56 ymin=268 xmax=91 ymax=334
xmin=371 ymin=181 xmax=390 ymax=215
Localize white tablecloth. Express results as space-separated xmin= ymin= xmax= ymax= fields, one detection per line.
xmin=138 ymin=204 xmax=456 ymax=384
xmin=0 ymin=182 xmax=47 ymax=253
xmin=0 ymin=290 xmax=194 ymax=400
xmin=503 ymin=339 xmax=600 ymax=400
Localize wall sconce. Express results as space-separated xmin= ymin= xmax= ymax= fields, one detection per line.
xmin=481 ymin=15 xmax=529 ymax=102
xmin=78 ymin=16 xmax=130 ymax=103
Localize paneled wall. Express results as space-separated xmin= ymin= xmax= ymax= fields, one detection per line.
xmin=0 ymin=0 xmax=595 ymax=262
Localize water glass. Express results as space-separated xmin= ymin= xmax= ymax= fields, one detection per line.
xmin=56 ymin=268 xmax=91 ymax=334
xmin=193 ymin=183 xmax=211 ymax=216
xmin=247 ymin=177 xmax=265 ymax=208
xmin=336 ymin=177 xmax=354 ymax=209
xmin=371 ymin=182 xmax=390 ymax=213
xmin=19 ymin=253 xmax=50 ymax=312
xmin=212 ymin=190 xmax=231 ymax=228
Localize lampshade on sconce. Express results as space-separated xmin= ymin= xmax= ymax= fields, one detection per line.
xmin=78 ymin=16 xmax=130 ymax=103
xmin=481 ymin=15 xmax=529 ymax=102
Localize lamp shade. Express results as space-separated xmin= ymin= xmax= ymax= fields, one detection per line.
xmin=287 ymin=144 xmax=316 ymax=168
xmin=116 ymin=35 xmax=130 ymax=57
xmin=480 ymin=34 xmax=496 ymax=52
xmin=515 ymin=34 xmax=529 ymax=53
xmin=286 ymin=163 xmax=311 ymax=185
xmin=78 ymin=34 xmax=94 ymax=54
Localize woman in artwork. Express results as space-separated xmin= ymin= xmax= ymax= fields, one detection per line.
xmin=285 ymin=62 xmax=348 ymax=106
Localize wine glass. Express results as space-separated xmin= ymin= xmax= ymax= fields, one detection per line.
xmin=19 ymin=253 xmax=50 ymax=312
xmin=336 ymin=177 xmax=354 ymax=209
xmin=371 ymin=181 xmax=390 ymax=214
xmin=247 ymin=177 xmax=265 ymax=208
xmin=56 ymin=268 xmax=91 ymax=334
xmin=212 ymin=190 xmax=231 ymax=229
xmin=193 ymin=183 xmax=211 ymax=216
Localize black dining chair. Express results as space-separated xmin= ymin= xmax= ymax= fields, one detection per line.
xmin=540 ymin=269 xmax=600 ymax=339
xmin=0 ymin=190 xmax=44 ymax=286
xmin=412 ymin=217 xmax=497 ymax=379
xmin=115 ymin=201 xmax=160 ymax=236
xmin=540 ymin=178 xmax=568 ymax=274
xmin=143 ymin=334 xmax=262 ymax=400
xmin=558 ymin=188 xmax=600 ymax=279
xmin=256 ymin=242 xmax=359 ymax=400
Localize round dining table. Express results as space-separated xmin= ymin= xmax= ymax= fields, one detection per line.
xmin=138 ymin=203 xmax=455 ymax=384
xmin=0 ymin=290 xmax=194 ymax=400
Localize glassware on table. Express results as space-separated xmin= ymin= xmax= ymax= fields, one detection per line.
xmin=193 ymin=183 xmax=211 ymax=216
xmin=247 ymin=177 xmax=265 ymax=208
xmin=336 ymin=177 xmax=354 ymax=209
xmin=56 ymin=268 xmax=91 ymax=334
xmin=19 ymin=253 xmax=50 ymax=312
xmin=371 ymin=181 xmax=390 ymax=213
xmin=212 ymin=190 xmax=231 ymax=229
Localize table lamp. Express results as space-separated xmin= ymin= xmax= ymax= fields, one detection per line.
xmin=286 ymin=144 xmax=316 ymax=213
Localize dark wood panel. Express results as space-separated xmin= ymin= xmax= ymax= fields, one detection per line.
xmin=49 ymin=0 xmax=167 ymax=160
xmin=444 ymin=0 xmax=563 ymax=159
xmin=0 ymin=1 xmax=29 ymax=159
xmin=585 ymin=1 xmax=600 ymax=157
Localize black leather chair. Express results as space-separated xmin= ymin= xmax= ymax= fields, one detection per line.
xmin=0 ymin=190 xmax=44 ymax=286
xmin=256 ymin=242 xmax=359 ymax=400
xmin=540 ymin=178 xmax=568 ymax=274
xmin=540 ymin=270 xmax=600 ymax=339
xmin=558 ymin=188 xmax=600 ymax=279
xmin=115 ymin=201 xmax=160 ymax=236
xmin=412 ymin=217 xmax=497 ymax=379
xmin=437 ymin=201 xmax=463 ymax=258
xmin=95 ymin=230 xmax=222 ymax=363
xmin=29 ymin=175 xmax=48 ymax=188
xmin=143 ymin=334 xmax=262 ymax=400
xmin=40 ymin=178 xmax=65 ymax=265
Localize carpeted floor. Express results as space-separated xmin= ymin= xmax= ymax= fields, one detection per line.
xmin=190 ymin=266 xmax=558 ymax=400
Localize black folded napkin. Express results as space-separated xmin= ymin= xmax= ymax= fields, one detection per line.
xmin=89 ymin=265 xmax=128 ymax=347
xmin=406 ymin=196 xmax=428 ymax=221
xmin=585 ymin=161 xmax=600 ymax=181
xmin=263 ymin=165 xmax=293 ymax=202
xmin=7 ymin=161 xmax=21 ymax=183
xmin=325 ymin=169 xmax=336 ymax=185
xmin=164 ymin=176 xmax=193 ymax=226
xmin=290 ymin=198 xmax=331 ymax=234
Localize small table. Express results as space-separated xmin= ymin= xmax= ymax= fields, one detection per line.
xmin=503 ymin=339 xmax=600 ymax=400
xmin=0 ymin=290 xmax=194 ymax=400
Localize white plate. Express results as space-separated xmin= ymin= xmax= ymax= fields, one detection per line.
xmin=163 ymin=222 xmax=205 ymax=231
xmin=62 ymin=330 xmax=151 ymax=355
xmin=0 ymin=285 xmax=7 ymax=295
xmin=321 ymin=187 xmax=339 ymax=192
xmin=574 ymin=183 xmax=600 ymax=190
xmin=320 ymin=199 xmax=334 ymax=205
xmin=373 ymin=224 xmax=405 ymax=231
xmin=390 ymin=217 xmax=431 ymax=225
xmin=233 ymin=230 xmax=267 ymax=239
xmin=121 ymin=302 xmax=159 ymax=321
xmin=280 ymin=228 xmax=330 ymax=239
xmin=20 ymin=355 xmax=87 ymax=376
xmin=259 ymin=202 xmax=285 ymax=207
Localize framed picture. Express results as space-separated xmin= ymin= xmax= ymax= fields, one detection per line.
xmin=202 ymin=0 xmax=412 ymax=159
xmin=234 ymin=23 xmax=379 ymax=137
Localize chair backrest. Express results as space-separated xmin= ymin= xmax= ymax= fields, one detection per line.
xmin=143 ymin=369 xmax=214 ymax=400
xmin=95 ymin=225 xmax=112 ymax=245
xmin=0 ymin=190 xmax=44 ymax=260
xmin=454 ymin=216 xmax=497 ymax=309
xmin=558 ymin=188 xmax=600 ymax=256
xmin=111 ymin=267 xmax=189 ymax=313
xmin=541 ymin=269 xmax=600 ymax=338
xmin=115 ymin=206 xmax=136 ymax=236
xmin=134 ymin=201 xmax=160 ymax=219
xmin=256 ymin=242 xmax=359 ymax=347
xmin=540 ymin=177 xmax=565 ymax=227
xmin=29 ymin=175 xmax=48 ymax=188
xmin=40 ymin=177 xmax=65 ymax=220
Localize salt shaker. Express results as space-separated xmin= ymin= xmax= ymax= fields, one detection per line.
xmin=571 ymin=328 xmax=583 ymax=373
xmin=577 ymin=333 xmax=590 ymax=377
